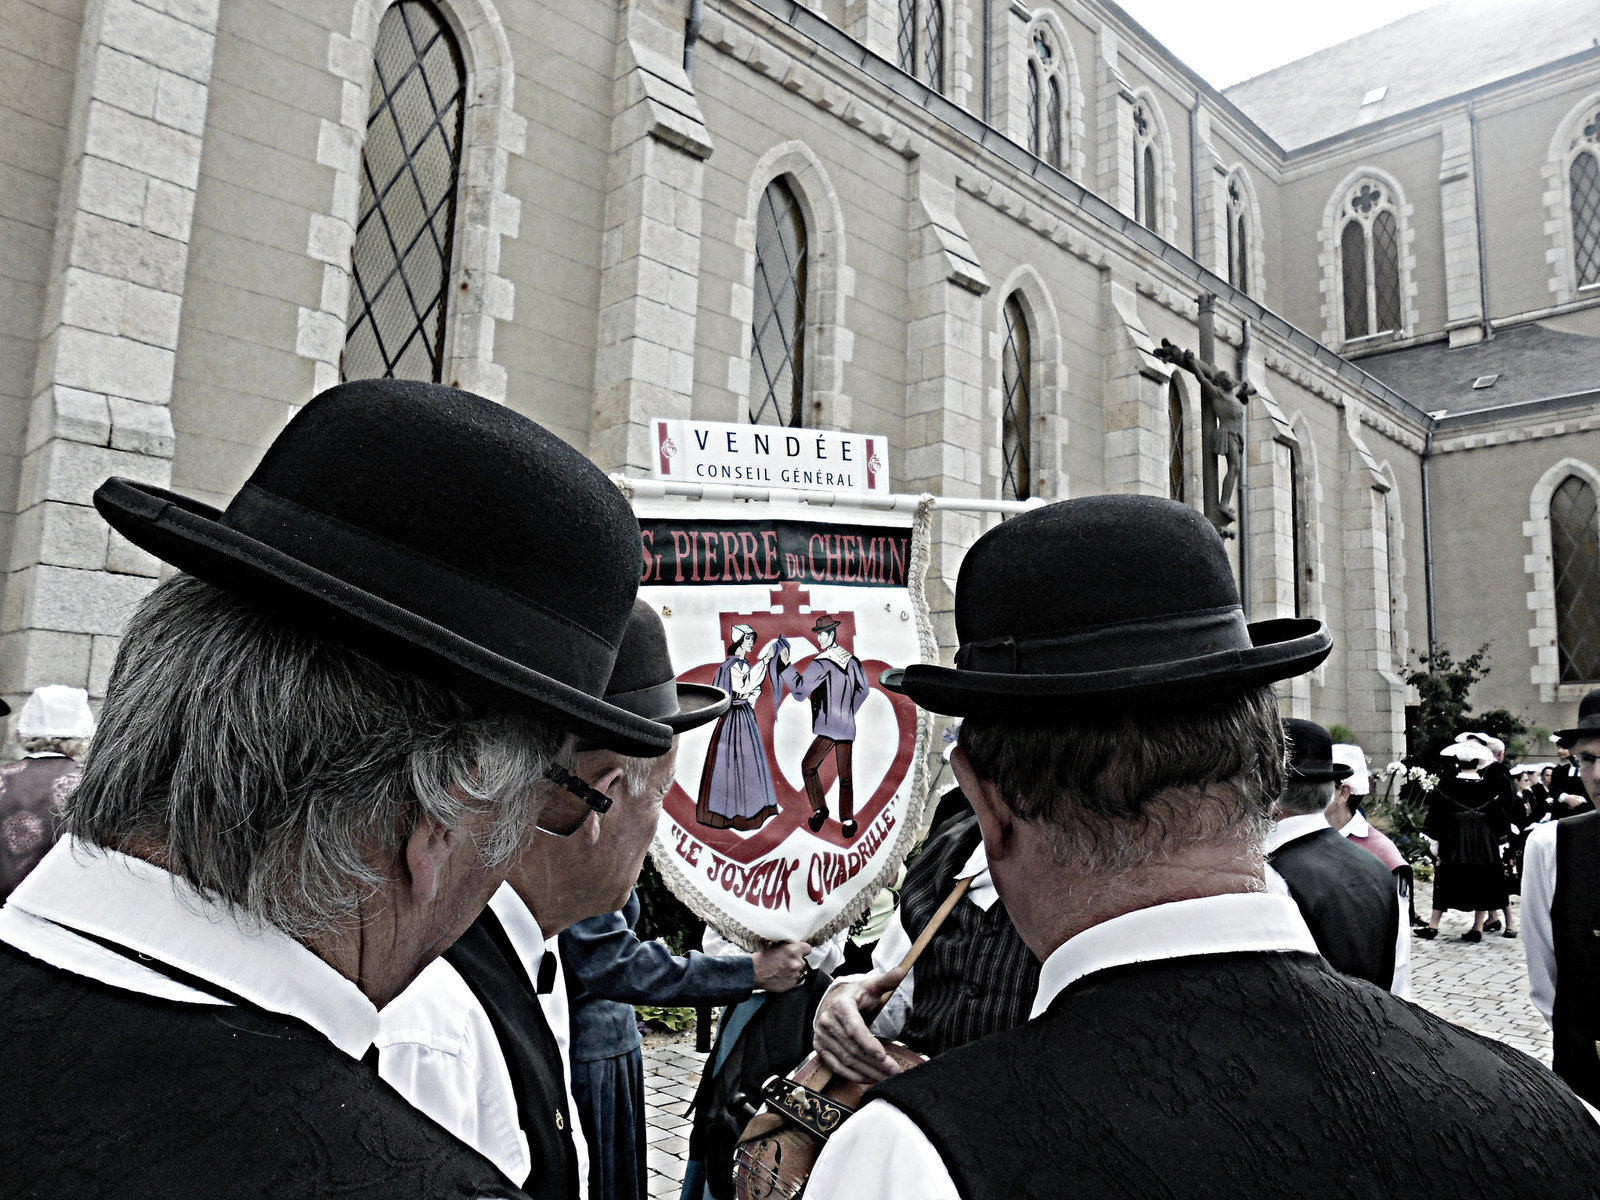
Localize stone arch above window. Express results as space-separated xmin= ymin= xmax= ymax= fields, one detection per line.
xmin=1319 ymin=169 xmax=1417 ymax=348
xmin=729 ymin=142 xmax=853 ymax=432
xmin=989 ymin=265 xmax=1065 ymax=501
xmin=1224 ymin=166 xmax=1264 ymax=300
xmin=1526 ymin=459 xmax=1600 ymax=701
xmin=1023 ymin=16 xmax=1080 ymax=176
xmin=1130 ymin=90 xmax=1175 ymax=238
xmin=1545 ymin=94 xmax=1600 ymax=305
xmin=299 ymin=0 xmax=524 ymax=400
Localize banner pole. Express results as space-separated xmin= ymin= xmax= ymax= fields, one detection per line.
xmin=613 ymin=476 xmax=1047 ymax=516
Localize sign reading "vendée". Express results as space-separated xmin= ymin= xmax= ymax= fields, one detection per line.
xmin=651 ymin=418 xmax=889 ymax=495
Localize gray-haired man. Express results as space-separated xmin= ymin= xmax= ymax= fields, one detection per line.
xmin=0 ymin=380 xmax=670 ymax=1198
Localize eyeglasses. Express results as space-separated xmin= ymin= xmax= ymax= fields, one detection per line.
xmin=535 ymin=764 xmax=615 ymax=837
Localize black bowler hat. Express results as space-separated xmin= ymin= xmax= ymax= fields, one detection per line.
xmin=93 ymin=379 xmax=671 ymax=756
xmin=1284 ymin=719 xmax=1353 ymax=783
xmin=882 ymin=495 xmax=1331 ymax=718
xmin=595 ymin=600 xmax=729 ymax=737
xmin=1554 ymin=688 xmax=1600 ymax=745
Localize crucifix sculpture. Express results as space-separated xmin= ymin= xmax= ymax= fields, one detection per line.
xmin=1154 ymin=330 xmax=1254 ymax=539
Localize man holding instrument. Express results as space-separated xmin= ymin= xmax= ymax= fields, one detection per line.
xmin=811 ymin=802 xmax=1038 ymax=1083
xmin=807 ymin=495 xmax=1600 ymax=1200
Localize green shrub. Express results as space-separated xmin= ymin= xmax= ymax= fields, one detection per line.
xmin=635 ymin=1005 xmax=697 ymax=1033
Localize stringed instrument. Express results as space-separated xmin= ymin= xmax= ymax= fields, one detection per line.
xmin=731 ymin=876 xmax=973 ymax=1199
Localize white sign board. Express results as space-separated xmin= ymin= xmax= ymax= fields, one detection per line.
xmin=650 ymin=419 xmax=890 ymax=495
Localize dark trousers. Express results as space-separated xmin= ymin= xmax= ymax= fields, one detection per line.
xmin=801 ymin=736 xmax=853 ymax=822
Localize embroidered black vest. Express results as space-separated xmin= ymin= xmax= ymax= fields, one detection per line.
xmin=445 ymin=905 xmax=579 ymax=1199
xmin=897 ymin=814 xmax=1039 ymax=1058
xmin=873 ymin=951 xmax=1600 ymax=1200
xmin=1268 ymin=826 xmax=1399 ymax=989
xmin=1553 ymin=811 xmax=1600 ymax=1107
xmin=0 ymin=942 xmax=530 ymax=1199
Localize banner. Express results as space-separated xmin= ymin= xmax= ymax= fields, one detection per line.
xmin=633 ymin=494 xmax=935 ymax=950
xmin=650 ymin=419 xmax=890 ymax=495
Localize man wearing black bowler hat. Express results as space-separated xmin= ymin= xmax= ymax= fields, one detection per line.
xmin=806 ymin=494 xmax=1600 ymax=1200
xmin=379 ymin=598 xmax=735 ymax=1196
xmin=0 ymin=379 xmax=672 ymax=1198
xmin=1524 ymin=687 xmax=1600 ymax=1107
xmin=1266 ymin=719 xmax=1408 ymax=994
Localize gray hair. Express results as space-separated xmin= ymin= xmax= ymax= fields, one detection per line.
xmin=66 ymin=574 xmax=566 ymax=941
xmin=958 ymin=684 xmax=1284 ymax=873
xmin=1276 ymin=779 xmax=1336 ymax=817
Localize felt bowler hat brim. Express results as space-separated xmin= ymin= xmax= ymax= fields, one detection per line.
xmin=95 ymin=479 xmax=672 ymax=757
xmin=1288 ymin=760 xmax=1353 ymax=783
xmin=881 ymin=616 xmax=1331 ymax=719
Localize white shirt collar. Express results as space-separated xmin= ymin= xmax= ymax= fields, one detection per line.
xmin=817 ymin=645 xmax=855 ymax=669
xmin=955 ymin=841 xmax=999 ymax=911
xmin=1264 ymin=812 xmax=1332 ymax=854
xmin=1341 ymin=810 xmax=1371 ymax=839
xmin=3 ymin=836 xmax=379 ymax=1058
xmin=1030 ymin=893 xmax=1317 ymax=1019
xmin=487 ymin=881 xmax=548 ymax=985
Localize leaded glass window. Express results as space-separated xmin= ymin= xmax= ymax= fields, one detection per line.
xmin=1289 ymin=442 xmax=1305 ymax=619
xmin=1027 ymin=65 xmax=1041 ymax=158
xmin=1047 ymin=76 xmax=1063 ymax=169
xmin=343 ymin=0 xmax=465 ymax=383
xmin=1027 ymin=29 xmax=1067 ymax=171
xmin=1553 ymin=475 xmax=1600 ymax=682
xmin=750 ymin=178 xmax=808 ymax=428
xmin=896 ymin=0 xmax=943 ymax=93
xmin=1001 ymin=294 xmax=1032 ymax=502
xmin=1132 ymin=100 xmax=1160 ymax=232
xmin=922 ymin=0 xmax=943 ymax=93
xmin=1167 ymin=378 xmax=1185 ymax=502
xmin=897 ymin=0 xmax=916 ymax=74
xmin=1572 ymin=150 xmax=1600 ymax=289
xmin=1226 ymin=174 xmax=1250 ymax=295
xmin=1334 ymin=179 xmax=1403 ymax=342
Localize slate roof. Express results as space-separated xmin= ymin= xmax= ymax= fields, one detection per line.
xmin=1357 ymin=323 xmax=1600 ymax=418
xmin=1223 ymin=0 xmax=1600 ymax=151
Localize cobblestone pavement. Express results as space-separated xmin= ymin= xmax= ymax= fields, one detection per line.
xmin=640 ymin=880 xmax=1553 ymax=1197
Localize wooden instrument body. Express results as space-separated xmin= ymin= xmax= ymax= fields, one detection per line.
xmin=732 ymin=1040 xmax=926 ymax=1200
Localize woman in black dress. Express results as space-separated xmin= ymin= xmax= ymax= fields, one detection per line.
xmin=1417 ymin=740 xmax=1508 ymax=943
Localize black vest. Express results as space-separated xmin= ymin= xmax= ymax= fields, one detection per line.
xmin=1553 ymin=811 xmax=1600 ymax=1107
xmin=445 ymin=905 xmax=579 ymax=1199
xmin=873 ymin=951 xmax=1600 ymax=1200
xmin=1268 ymin=825 xmax=1399 ymax=989
xmin=897 ymin=814 xmax=1039 ymax=1058
xmin=0 ymin=942 xmax=530 ymax=1199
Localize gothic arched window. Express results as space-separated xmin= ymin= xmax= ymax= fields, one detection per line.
xmin=1288 ymin=442 xmax=1306 ymax=619
xmin=1027 ymin=29 xmax=1066 ymax=170
xmin=343 ymin=0 xmax=466 ymax=382
xmin=1001 ymin=294 xmax=1032 ymax=502
xmin=1553 ymin=474 xmax=1600 ymax=681
xmin=750 ymin=177 xmax=809 ymax=428
xmin=1132 ymin=98 xmax=1160 ymax=232
xmin=1335 ymin=180 xmax=1402 ymax=342
xmin=1568 ymin=110 xmax=1600 ymax=289
xmin=897 ymin=0 xmax=945 ymax=93
xmin=1227 ymin=175 xmax=1251 ymax=295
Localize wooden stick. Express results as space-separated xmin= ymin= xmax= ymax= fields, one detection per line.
xmin=876 ymin=875 xmax=973 ymax=1007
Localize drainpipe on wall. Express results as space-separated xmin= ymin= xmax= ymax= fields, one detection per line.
xmin=982 ymin=0 xmax=993 ymax=125
xmin=1468 ymin=99 xmax=1493 ymax=341
xmin=1236 ymin=316 xmax=1251 ymax=616
xmin=684 ymin=0 xmax=705 ymax=79
xmin=1421 ymin=425 xmax=1438 ymax=663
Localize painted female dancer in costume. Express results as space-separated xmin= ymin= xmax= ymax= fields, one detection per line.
xmin=696 ymin=625 xmax=780 ymax=831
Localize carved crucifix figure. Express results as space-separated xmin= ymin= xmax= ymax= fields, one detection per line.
xmin=1154 ymin=337 xmax=1254 ymax=538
